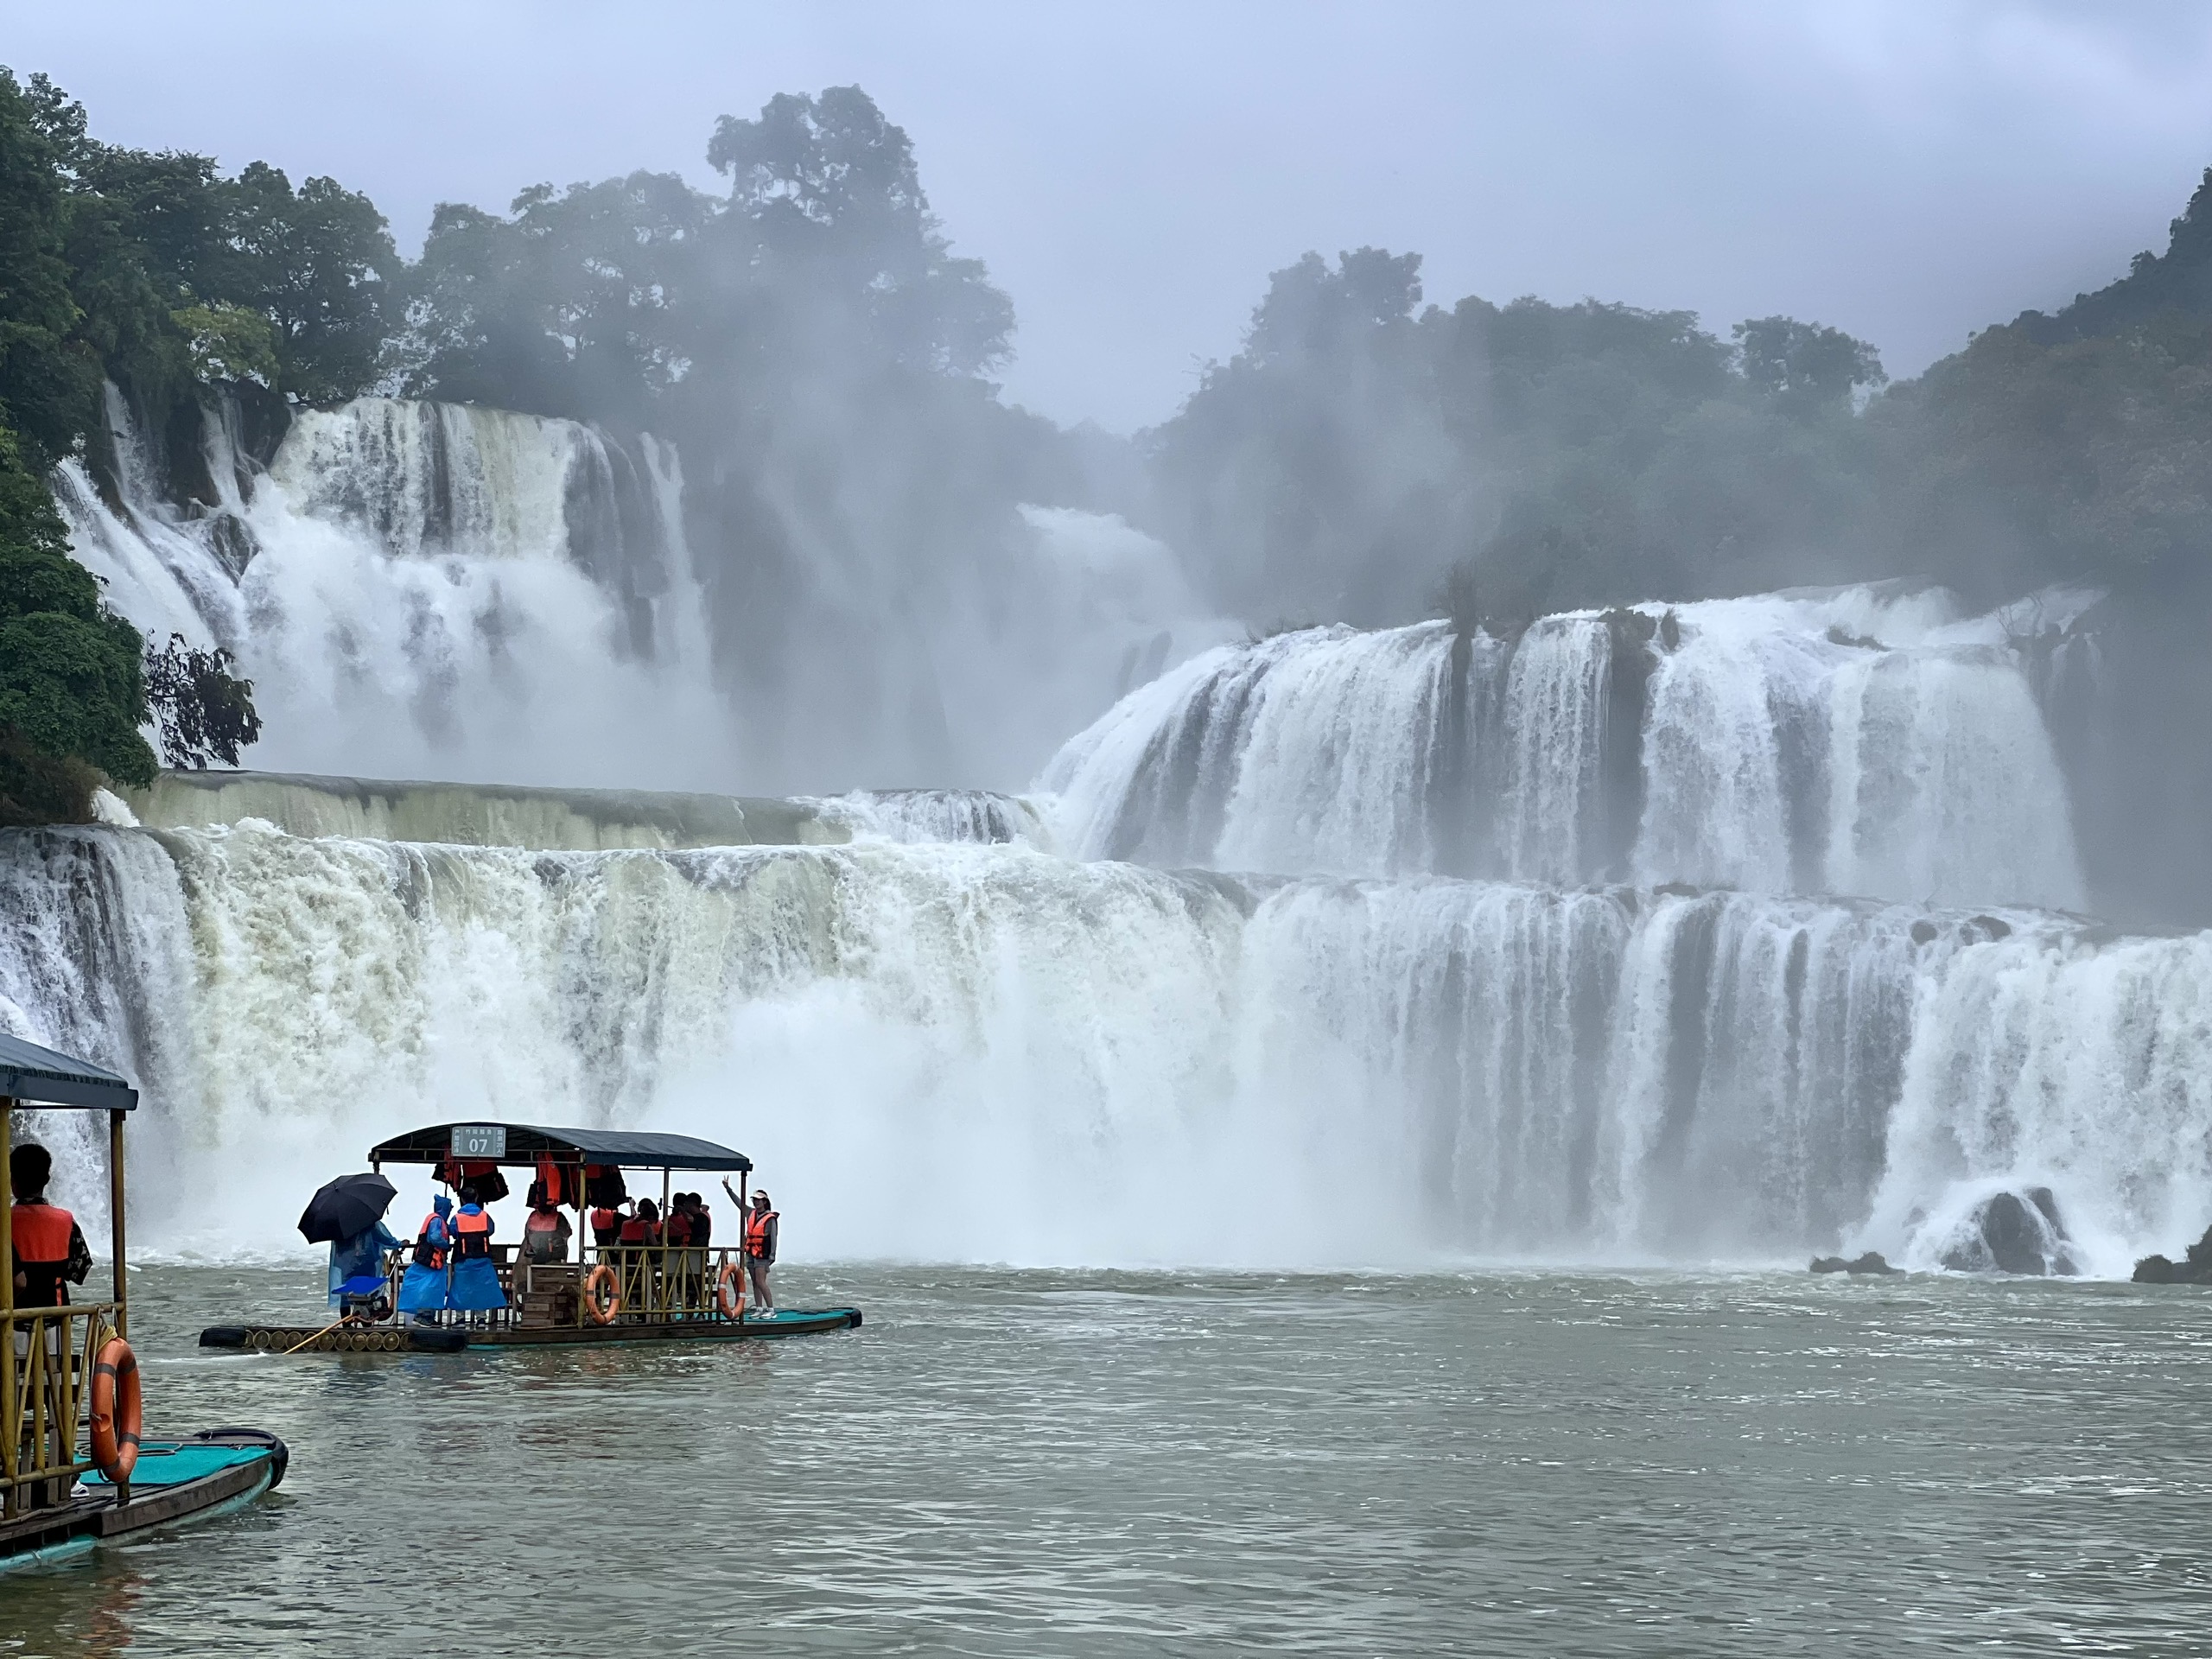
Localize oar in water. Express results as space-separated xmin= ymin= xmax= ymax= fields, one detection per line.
xmin=280 ymin=1315 xmax=358 ymax=1356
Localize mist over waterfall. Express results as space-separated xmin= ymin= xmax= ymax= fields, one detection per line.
xmin=1042 ymin=586 xmax=2087 ymax=912
xmin=56 ymin=388 xmax=1230 ymax=795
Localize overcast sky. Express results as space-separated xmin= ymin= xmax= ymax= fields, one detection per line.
xmin=16 ymin=2 xmax=2212 ymax=431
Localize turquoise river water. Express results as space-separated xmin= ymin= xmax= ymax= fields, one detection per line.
xmin=0 ymin=1263 xmax=2204 ymax=1656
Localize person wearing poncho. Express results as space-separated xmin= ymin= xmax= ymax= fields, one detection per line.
xmin=398 ymin=1194 xmax=455 ymax=1320
xmin=448 ymin=1186 xmax=508 ymax=1316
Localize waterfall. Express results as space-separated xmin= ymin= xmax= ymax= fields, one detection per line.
xmin=1043 ymin=586 xmax=2086 ymax=912
xmin=1 ymin=821 xmax=2197 ymax=1271
xmin=56 ymin=388 xmax=742 ymax=791
xmin=26 ymin=384 xmax=2190 ymax=1276
xmin=809 ymin=791 xmax=1054 ymax=849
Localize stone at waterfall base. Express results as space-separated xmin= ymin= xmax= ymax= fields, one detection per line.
xmin=1940 ymin=1188 xmax=2077 ymax=1276
xmin=1809 ymin=1252 xmax=1903 ymax=1275
xmin=2133 ymin=1224 xmax=2212 ymax=1284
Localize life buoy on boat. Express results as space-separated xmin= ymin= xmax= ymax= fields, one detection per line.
xmin=90 ymin=1337 xmax=142 ymax=1482
xmin=715 ymin=1259 xmax=746 ymax=1319
xmin=583 ymin=1264 xmax=623 ymax=1325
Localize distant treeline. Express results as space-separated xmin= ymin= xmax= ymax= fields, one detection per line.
xmin=1149 ymin=195 xmax=2212 ymax=626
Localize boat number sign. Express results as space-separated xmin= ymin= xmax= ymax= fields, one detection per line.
xmin=451 ymin=1124 xmax=508 ymax=1160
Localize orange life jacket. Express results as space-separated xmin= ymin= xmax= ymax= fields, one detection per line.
xmin=451 ymin=1205 xmax=493 ymax=1261
xmin=589 ymin=1206 xmax=621 ymax=1244
xmin=744 ymin=1208 xmax=778 ymax=1258
xmin=11 ymin=1202 xmax=73 ymax=1265
xmin=524 ymin=1207 xmax=563 ymax=1237
xmin=534 ymin=1156 xmax=564 ymax=1208
xmin=412 ymin=1211 xmax=448 ymax=1270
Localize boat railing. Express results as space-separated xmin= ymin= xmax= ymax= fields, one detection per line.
xmin=575 ymin=1243 xmax=743 ymax=1325
xmin=0 ymin=1302 xmax=121 ymax=1514
xmin=372 ymin=1244 xmax=749 ymax=1328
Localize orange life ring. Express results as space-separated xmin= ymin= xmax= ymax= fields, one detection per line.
xmin=90 ymin=1337 xmax=142 ymax=1482
xmin=715 ymin=1259 xmax=746 ymax=1319
xmin=583 ymin=1264 xmax=623 ymax=1325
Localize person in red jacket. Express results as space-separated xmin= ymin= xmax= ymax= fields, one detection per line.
xmin=9 ymin=1144 xmax=88 ymax=1307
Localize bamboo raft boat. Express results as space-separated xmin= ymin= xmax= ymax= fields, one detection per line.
xmin=200 ymin=1122 xmax=861 ymax=1354
xmin=0 ymin=1033 xmax=288 ymax=1567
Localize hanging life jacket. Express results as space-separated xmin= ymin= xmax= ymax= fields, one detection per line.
xmin=743 ymin=1209 xmax=779 ymax=1260
xmin=522 ymin=1206 xmax=566 ymax=1262
xmin=452 ymin=1205 xmax=493 ymax=1261
xmin=412 ymin=1212 xmax=448 ymax=1271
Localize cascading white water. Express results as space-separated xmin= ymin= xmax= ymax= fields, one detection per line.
xmin=808 ymin=790 xmax=1053 ymax=849
xmin=0 ymin=821 xmax=2197 ymax=1271
xmin=60 ymin=388 xmax=746 ymax=790
xmin=1042 ymin=586 xmax=2087 ymax=912
xmin=28 ymin=386 xmax=2183 ymax=1277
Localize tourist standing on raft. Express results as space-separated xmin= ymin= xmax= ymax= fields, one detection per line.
xmin=398 ymin=1193 xmax=454 ymax=1322
xmin=722 ymin=1179 xmax=777 ymax=1313
xmin=10 ymin=1145 xmax=89 ymax=1307
xmin=448 ymin=1185 xmax=507 ymax=1319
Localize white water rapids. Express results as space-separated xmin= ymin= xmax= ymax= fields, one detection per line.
xmin=10 ymin=387 xmax=2205 ymax=1274
xmin=2 ymin=819 xmax=2206 ymax=1274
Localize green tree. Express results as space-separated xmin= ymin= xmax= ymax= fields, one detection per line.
xmin=1732 ymin=315 xmax=1886 ymax=416
xmin=226 ymin=161 xmax=398 ymax=402
xmin=0 ymin=69 xmax=95 ymax=468
xmin=0 ymin=424 xmax=155 ymax=821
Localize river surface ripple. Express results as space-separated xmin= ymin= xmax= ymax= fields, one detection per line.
xmin=0 ymin=1265 xmax=2205 ymax=1656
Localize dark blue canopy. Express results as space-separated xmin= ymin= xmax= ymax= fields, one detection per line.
xmin=368 ymin=1122 xmax=750 ymax=1173
xmin=0 ymin=1033 xmax=137 ymax=1111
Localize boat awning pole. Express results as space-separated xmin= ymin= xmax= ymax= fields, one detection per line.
xmin=1 ymin=1098 xmax=16 ymax=1516
xmin=109 ymin=1109 xmax=127 ymax=1339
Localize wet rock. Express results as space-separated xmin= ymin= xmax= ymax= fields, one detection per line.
xmin=1910 ymin=919 xmax=1939 ymax=945
xmin=1967 ymin=915 xmax=2013 ymax=942
xmin=1941 ymin=1187 xmax=2078 ymax=1275
xmin=1810 ymin=1251 xmax=1901 ymax=1276
xmin=2133 ymin=1224 xmax=2212 ymax=1284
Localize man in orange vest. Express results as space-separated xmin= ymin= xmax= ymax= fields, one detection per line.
xmin=10 ymin=1144 xmax=88 ymax=1307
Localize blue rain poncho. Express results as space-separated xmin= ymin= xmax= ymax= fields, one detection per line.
xmin=448 ymin=1203 xmax=507 ymax=1313
xmin=397 ymin=1195 xmax=454 ymax=1315
xmin=327 ymin=1218 xmax=402 ymax=1309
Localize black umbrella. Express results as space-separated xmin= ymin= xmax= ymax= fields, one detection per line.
xmin=297 ymin=1173 xmax=399 ymax=1244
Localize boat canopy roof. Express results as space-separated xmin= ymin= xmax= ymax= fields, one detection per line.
xmin=0 ymin=1033 xmax=137 ymax=1112
xmin=368 ymin=1122 xmax=751 ymax=1173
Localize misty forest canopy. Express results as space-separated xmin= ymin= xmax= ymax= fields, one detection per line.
xmin=11 ymin=60 xmax=2212 ymax=812
xmin=1151 ymin=191 xmax=2212 ymax=627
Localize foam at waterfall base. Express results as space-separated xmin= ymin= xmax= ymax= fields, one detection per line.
xmin=3 ymin=822 xmax=2204 ymax=1273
